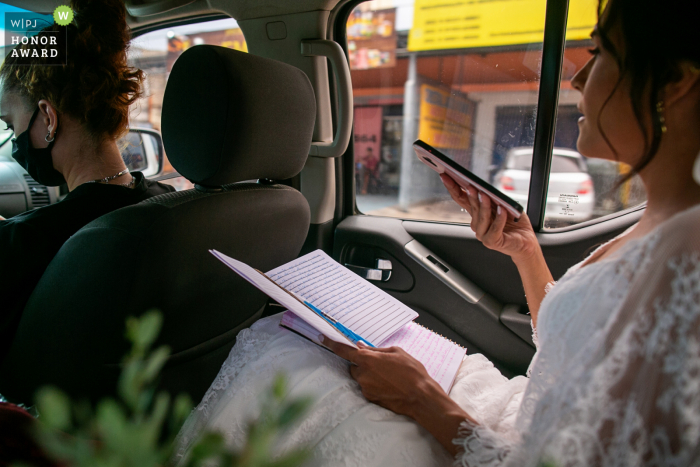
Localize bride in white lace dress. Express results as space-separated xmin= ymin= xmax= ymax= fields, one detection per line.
xmin=175 ymin=0 xmax=700 ymax=465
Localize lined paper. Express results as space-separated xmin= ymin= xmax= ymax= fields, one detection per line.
xmin=210 ymin=250 xmax=352 ymax=346
xmin=281 ymin=311 xmax=466 ymax=393
xmin=378 ymin=321 xmax=466 ymax=393
xmin=266 ymin=250 xmax=418 ymax=345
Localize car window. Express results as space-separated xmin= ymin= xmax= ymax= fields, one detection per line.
xmin=506 ymin=153 xmax=532 ymax=171
xmin=0 ymin=127 xmax=13 ymax=162
xmin=542 ymin=4 xmax=647 ymax=229
xmin=551 ymin=155 xmax=582 ymax=173
xmin=119 ymin=131 xmax=147 ymax=172
xmin=348 ymin=0 xmax=596 ymax=224
xmin=128 ymin=17 xmax=245 ymax=191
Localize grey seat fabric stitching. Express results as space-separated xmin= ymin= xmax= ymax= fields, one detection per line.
xmin=139 ymin=183 xmax=298 ymax=209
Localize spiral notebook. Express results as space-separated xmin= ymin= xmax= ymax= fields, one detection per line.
xmin=211 ymin=249 xmax=467 ymax=393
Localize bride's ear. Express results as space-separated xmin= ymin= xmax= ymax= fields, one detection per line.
xmin=664 ymin=62 xmax=700 ymax=107
xmin=694 ymin=150 xmax=700 ymax=186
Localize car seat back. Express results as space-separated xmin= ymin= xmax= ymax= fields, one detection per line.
xmin=0 ymin=46 xmax=316 ymax=403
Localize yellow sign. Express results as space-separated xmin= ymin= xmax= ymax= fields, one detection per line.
xmin=419 ymin=84 xmax=475 ymax=150
xmin=408 ymin=0 xmax=597 ymax=52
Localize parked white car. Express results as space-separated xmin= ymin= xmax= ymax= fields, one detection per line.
xmin=495 ymin=147 xmax=595 ymax=224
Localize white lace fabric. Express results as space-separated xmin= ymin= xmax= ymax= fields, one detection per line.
xmin=173 ymin=317 xmax=454 ymax=466
xmin=455 ymin=205 xmax=700 ymax=466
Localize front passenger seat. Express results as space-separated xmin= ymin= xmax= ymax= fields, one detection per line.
xmin=0 ymin=45 xmax=317 ymax=403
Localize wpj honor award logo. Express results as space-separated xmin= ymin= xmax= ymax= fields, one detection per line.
xmin=4 ymin=5 xmax=71 ymax=65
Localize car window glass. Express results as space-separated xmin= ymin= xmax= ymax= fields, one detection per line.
xmin=551 ymin=155 xmax=581 ymax=173
xmin=128 ymin=17 xmax=245 ymax=191
xmin=507 ymin=153 xmax=531 ymax=171
xmin=348 ymin=0 xmax=596 ymax=224
xmin=0 ymin=127 xmax=13 ymax=162
xmin=543 ymin=3 xmax=647 ymax=229
xmin=119 ymin=131 xmax=147 ymax=172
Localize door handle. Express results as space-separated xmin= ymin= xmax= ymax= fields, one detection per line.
xmin=404 ymin=240 xmax=502 ymax=318
xmin=345 ymin=258 xmax=392 ymax=282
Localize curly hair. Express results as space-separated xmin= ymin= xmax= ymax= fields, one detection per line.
xmin=0 ymin=0 xmax=144 ymax=141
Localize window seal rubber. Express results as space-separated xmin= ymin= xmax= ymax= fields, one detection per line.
xmin=527 ymin=0 xmax=571 ymax=232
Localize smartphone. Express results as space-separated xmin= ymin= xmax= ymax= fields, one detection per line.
xmin=413 ymin=139 xmax=524 ymax=220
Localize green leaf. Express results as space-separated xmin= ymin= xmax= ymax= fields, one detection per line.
xmin=170 ymin=393 xmax=193 ymax=431
xmin=30 ymin=314 xmax=315 ymax=467
xmin=118 ymin=360 xmax=142 ymax=409
xmin=188 ymin=431 xmax=227 ymax=463
xmin=126 ymin=310 xmax=163 ymax=349
xmin=95 ymin=399 xmax=128 ymax=447
xmin=272 ymin=374 xmax=287 ymax=400
xmin=141 ymin=345 xmax=170 ymax=384
xmin=32 ymin=423 xmax=78 ymax=462
xmin=35 ymin=387 xmax=71 ymax=431
xmin=277 ymin=398 xmax=312 ymax=429
xmin=142 ymin=392 xmax=170 ymax=445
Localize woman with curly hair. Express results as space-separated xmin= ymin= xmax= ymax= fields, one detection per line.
xmin=0 ymin=0 xmax=174 ymax=361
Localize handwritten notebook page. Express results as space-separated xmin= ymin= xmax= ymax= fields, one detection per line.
xmin=266 ymin=250 xmax=418 ymax=345
xmin=210 ymin=250 xmax=351 ymax=346
xmin=281 ymin=311 xmax=466 ymax=393
xmin=378 ymin=321 xmax=466 ymax=393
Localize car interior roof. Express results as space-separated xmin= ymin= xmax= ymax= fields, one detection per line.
xmin=2 ymin=0 xmax=341 ymax=27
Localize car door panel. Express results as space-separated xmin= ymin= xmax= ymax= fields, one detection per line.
xmin=334 ymin=215 xmax=535 ymax=376
xmin=333 ymin=207 xmax=643 ymax=376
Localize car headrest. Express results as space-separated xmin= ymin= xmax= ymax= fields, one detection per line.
xmin=161 ymin=45 xmax=316 ymax=187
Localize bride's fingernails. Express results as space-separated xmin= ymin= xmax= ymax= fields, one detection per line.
xmin=357 ymin=341 xmax=369 ymax=348
xmin=497 ymin=206 xmax=502 ymax=215
xmin=477 ymin=192 xmax=482 ymax=202
xmin=318 ymin=334 xmax=326 ymax=343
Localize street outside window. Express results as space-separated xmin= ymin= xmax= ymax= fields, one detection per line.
xmin=349 ymin=0 xmax=605 ymax=226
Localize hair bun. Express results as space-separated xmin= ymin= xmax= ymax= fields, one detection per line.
xmin=71 ymin=0 xmax=130 ymax=59
xmin=1 ymin=0 xmax=143 ymax=141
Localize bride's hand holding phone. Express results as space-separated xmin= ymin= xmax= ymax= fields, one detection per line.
xmin=440 ymin=173 xmax=554 ymax=321
xmin=440 ymin=174 xmax=539 ymax=263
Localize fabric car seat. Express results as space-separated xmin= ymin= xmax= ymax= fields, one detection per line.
xmin=0 ymin=46 xmax=316 ymax=403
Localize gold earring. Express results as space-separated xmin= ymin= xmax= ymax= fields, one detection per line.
xmin=656 ymin=101 xmax=667 ymax=134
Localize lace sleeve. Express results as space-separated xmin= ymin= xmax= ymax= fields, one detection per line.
xmin=572 ymin=215 xmax=700 ymax=465
xmin=531 ymin=281 xmax=556 ymax=348
xmin=522 ymin=208 xmax=700 ymax=465
xmin=453 ymin=419 xmax=514 ymax=467
xmin=455 ymin=207 xmax=700 ymax=466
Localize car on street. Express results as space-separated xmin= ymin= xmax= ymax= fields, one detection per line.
xmin=495 ymin=147 xmax=595 ymax=224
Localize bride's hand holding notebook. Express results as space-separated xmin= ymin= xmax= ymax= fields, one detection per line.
xmin=211 ymin=249 xmax=467 ymax=393
xmin=320 ymin=333 xmax=473 ymax=458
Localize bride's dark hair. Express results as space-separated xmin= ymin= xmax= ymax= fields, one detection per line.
xmin=595 ymin=0 xmax=700 ymax=182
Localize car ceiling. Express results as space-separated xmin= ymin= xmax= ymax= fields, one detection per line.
xmin=2 ymin=0 xmax=341 ymax=29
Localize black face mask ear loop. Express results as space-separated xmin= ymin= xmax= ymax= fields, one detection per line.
xmin=11 ymin=106 xmax=66 ymax=187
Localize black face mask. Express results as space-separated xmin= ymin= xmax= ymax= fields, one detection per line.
xmin=12 ymin=107 xmax=66 ymax=187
